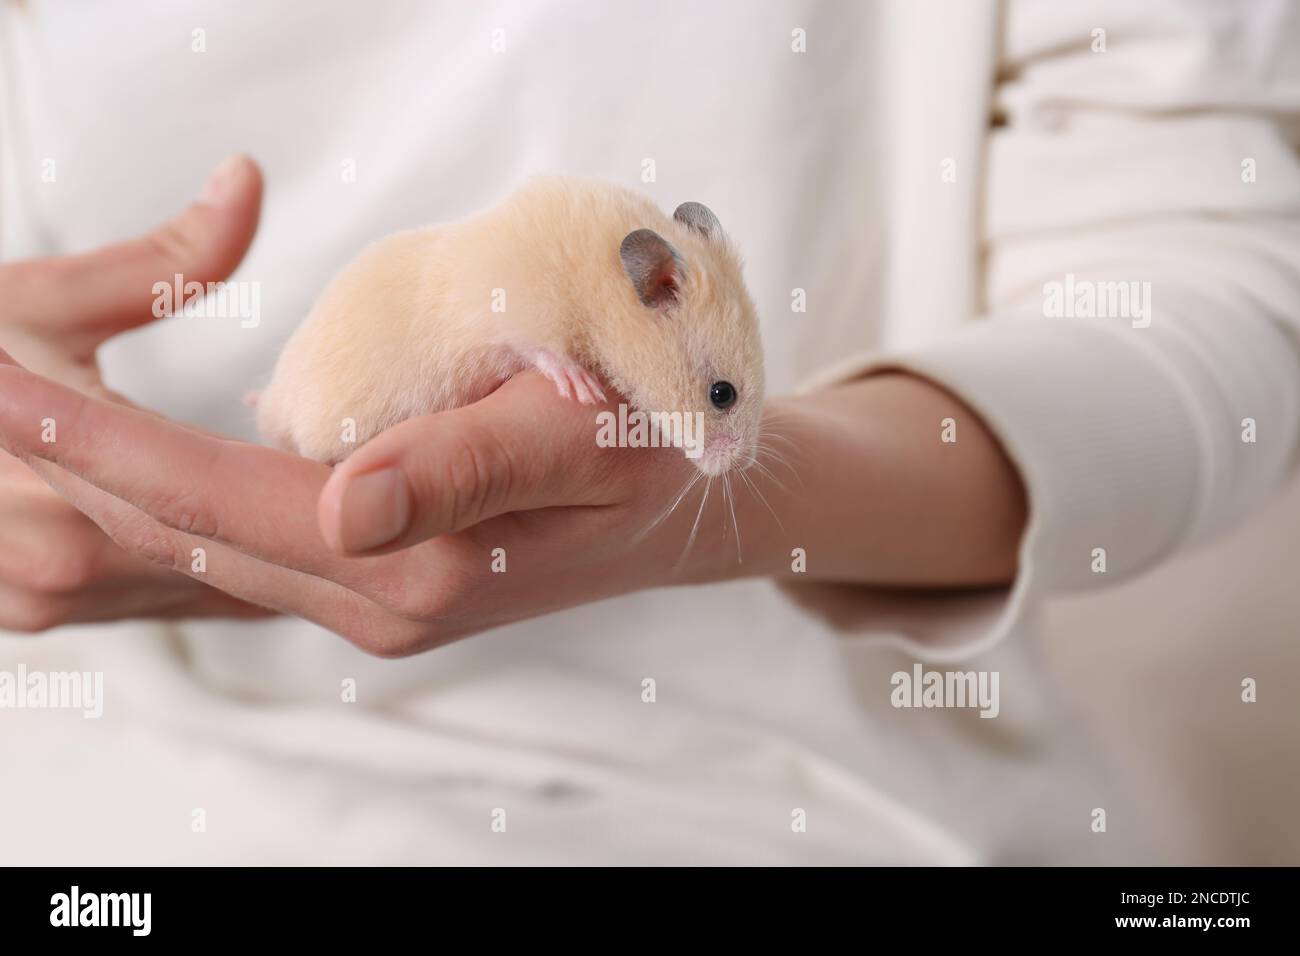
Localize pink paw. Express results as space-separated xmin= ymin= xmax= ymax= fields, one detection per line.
xmin=529 ymin=350 xmax=607 ymax=405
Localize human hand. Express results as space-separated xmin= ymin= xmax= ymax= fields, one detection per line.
xmin=0 ymin=360 xmax=770 ymax=652
xmin=0 ymin=304 xmax=1026 ymax=650
xmin=0 ymin=155 xmax=273 ymax=630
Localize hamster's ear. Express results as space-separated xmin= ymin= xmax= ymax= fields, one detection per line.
xmin=673 ymin=201 xmax=722 ymax=240
xmin=620 ymin=228 xmax=682 ymax=309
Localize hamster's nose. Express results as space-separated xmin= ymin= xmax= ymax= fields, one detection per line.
xmin=704 ymin=434 xmax=738 ymax=461
xmin=697 ymin=434 xmax=743 ymax=475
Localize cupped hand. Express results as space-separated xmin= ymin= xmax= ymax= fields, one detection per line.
xmin=0 ymin=155 xmax=274 ymax=631
xmin=0 ymin=356 xmax=785 ymax=654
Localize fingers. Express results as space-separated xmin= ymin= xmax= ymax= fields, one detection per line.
xmin=1 ymin=155 xmax=263 ymax=354
xmin=0 ymin=359 xmax=334 ymax=570
xmin=20 ymin=453 xmax=418 ymax=652
xmin=0 ymin=470 xmax=163 ymax=592
xmin=0 ymin=577 xmax=221 ymax=633
xmin=0 ymin=356 xmax=620 ymax=654
xmin=0 ymin=503 xmax=195 ymax=632
xmin=318 ymin=372 xmax=618 ymax=555
xmin=0 ymin=450 xmax=275 ymax=631
xmin=0 ymin=356 xmax=449 ymax=603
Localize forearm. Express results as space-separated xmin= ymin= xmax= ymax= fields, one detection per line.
xmin=700 ymin=372 xmax=1028 ymax=587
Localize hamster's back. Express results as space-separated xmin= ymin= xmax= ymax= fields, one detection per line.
xmin=256 ymin=228 xmax=453 ymax=460
xmin=440 ymin=177 xmax=671 ymax=343
xmin=257 ymin=176 xmax=673 ymax=462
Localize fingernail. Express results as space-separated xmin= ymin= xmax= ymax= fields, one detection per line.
xmin=337 ymin=468 xmax=411 ymax=552
xmin=198 ymin=155 xmax=245 ymax=206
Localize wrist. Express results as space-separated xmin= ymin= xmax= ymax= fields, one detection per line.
xmin=671 ymin=372 xmax=1027 ymax=589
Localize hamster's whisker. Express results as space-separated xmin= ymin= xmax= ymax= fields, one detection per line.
xmin=721 ymin=472 xmax=733 ymax=552
xmin=720 ymin=472 xmax=730 ymax=540
xmin=634 ymin=468 xmax=703 ymax=544
xmin=748 ymin=454 xmax=791 ymax=495
xmin=723 ymin=472 xmax=743 ymax=563
xmin=738 ymin=467 xmax=784 ymax=532
xmin=757 ymin=419 xmax=798 ymax=436
xmin=677 ymin=476 xmax=713 ymax=569
xmin=751 ymin=445 xmax=801 ymax=494
xmin=755 ymin=432 xmax=803 ymax=462
xmin=755 ymin=420 xmax=804 ymax=457
xmin=754 ymin=443 xmax=802 ymax=488
xmin=757 ymin=413 xmax=800 ymax=438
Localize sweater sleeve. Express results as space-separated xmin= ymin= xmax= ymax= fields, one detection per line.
xmin=782 ymin=0 xmax=1300 ymax=660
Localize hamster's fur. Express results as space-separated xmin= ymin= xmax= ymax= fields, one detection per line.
xmin=255 ymin=176 xmax=764 ymax=474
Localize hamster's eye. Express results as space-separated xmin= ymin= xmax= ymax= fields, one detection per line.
xmin=709 ymin=380 xmax=738 ymax=410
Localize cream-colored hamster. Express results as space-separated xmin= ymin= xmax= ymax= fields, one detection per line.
xmin=254 ymin=176 xmax=764 ymax=475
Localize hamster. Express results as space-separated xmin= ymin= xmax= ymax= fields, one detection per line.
xmin=254 ymin=176 xmax=765 ymax=475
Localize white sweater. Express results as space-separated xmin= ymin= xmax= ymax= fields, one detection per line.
xmin=0 ymin=0 xmax=1297 ymax=864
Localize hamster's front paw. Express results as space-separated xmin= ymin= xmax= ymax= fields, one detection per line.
xmin=526 ymin=348 xmax=607 ymax=405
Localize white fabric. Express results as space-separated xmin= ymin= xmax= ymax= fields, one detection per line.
xmin=809 ymin=0 xmax=1300 ymax=658
xmin=0 ymin=0 xmax=1297 ymax=864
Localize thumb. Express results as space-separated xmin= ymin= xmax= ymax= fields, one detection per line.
xmin=19 ymin=154 xmax=263 ymax=352
xmin=317 ymin=373 xmax=613 ymax=555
